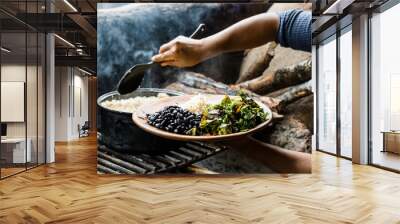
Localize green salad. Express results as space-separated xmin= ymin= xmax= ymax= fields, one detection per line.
xmin=190 ymin=91 xmax=268 ymax=136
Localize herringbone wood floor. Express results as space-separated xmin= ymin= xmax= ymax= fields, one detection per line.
xmin=1 ymin=136 xmax=400 ymax=224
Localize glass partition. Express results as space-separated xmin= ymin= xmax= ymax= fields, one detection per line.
xmin=317 ymin=36 xmax=337 ymax=154
xmin=1 ymin=30 xmax=28 ymax=178
xmin=27 ymin=30 xmax=38 ymax=169
xmin=0 ymin=1 xmax=46 ymax=179
xmin=339 ymin=27 xmax=352 ymax=158
xmin=370 ymin=4 xmax=400 ymax=171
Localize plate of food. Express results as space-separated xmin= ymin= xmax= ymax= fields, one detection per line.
xmin=132 ymin=91 xmax=273 ymax=141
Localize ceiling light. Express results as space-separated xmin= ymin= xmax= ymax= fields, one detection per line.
xmin=1 ymin=47 xmax=11 ymax=53
xmin=63 ymin=0 xmax=78 ymax=12
xmin=54 ymin=34 xmax=75 ymax=48
xmin=78 ymin=67 xmax=93 ymax=76
xmin=76 ymin=48 xmax=86 ymax=56
xmin=323 ymin=0 xmax=354 ymax=15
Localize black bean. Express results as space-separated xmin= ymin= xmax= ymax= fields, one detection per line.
xmin=146 ymin=106 xmax=201 ymax=135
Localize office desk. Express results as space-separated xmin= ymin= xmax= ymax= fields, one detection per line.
xmin=1 ymin=138 xmax=31 ymax=163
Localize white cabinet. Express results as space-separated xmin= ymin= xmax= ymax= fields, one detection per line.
xmin=1 ymin=138 xmax=32 ymax=163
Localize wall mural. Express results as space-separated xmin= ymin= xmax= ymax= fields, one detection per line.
xmin=97 ymin=3 xmax=312 ymax=174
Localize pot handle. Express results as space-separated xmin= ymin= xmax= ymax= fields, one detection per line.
xmin=189 ymin=23 xmax=206 ymax=39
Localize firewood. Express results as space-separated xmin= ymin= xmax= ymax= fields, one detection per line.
xmin=254 ymin=99 xmax=313 ymax=153
xmin=165 ymin=71 xmax=281 ymax=111
xmin=254 ymin=120 xmax=311 ymax=153
xmin=260 ymin=45 xmax=311 ymax=77
xmin=236 ymin=42 xmax=277 ymax=83
xmin=267 ymin=81 xmax=312 ymax=112
xmin=238 ymin=58 xmax=311 ymax=95
xmin=284 ymin=95 xmax=313 ymax=132
xmin=175 ymin=71 xmax=236 ymax=95
xmin=268 ymin=3 xmax=311 ymax=12
xmin=165 ymin=82 xmax=219 ymax=95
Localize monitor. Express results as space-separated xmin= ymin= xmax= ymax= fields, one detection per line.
xmin=1 ymin=123 xmax=7 ymax=137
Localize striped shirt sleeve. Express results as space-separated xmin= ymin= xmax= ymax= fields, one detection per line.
xmin=277 ymin=9 xmax=311 ymax=52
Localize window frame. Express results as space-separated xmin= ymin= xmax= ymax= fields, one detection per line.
xmin=315 ymin=0 xmax=400 ymax=172
xmin=338 ymin=24 xmax=353 ymax=159
xmin=367 ymin=1 xmax=400 ymax=173
xmin=315 ymin=23 xmax=352 ymax=161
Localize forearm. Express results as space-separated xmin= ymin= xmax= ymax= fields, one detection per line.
xmin=224 ymin=136 xmax=311 ymax=173
xmin=200 ymin=13 xmax=279 ymax=60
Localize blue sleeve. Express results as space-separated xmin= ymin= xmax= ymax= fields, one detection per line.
xmin=277 ymin=9 xmax=311 ymax=52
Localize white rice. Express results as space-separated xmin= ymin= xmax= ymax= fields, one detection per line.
xmin=101 ymin=93 xmax=169 ymax=113
xmin=182 ymin=94 xmax=207 ymax=113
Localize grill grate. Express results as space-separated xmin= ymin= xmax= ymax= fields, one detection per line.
xmin=97 ymin=142 xmax=226 ymax=174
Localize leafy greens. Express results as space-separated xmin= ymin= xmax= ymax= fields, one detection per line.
xmin=191 ymin=91 xmax=268 ymax=135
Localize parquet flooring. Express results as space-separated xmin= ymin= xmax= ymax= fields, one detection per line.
xmin=1 ymin=136 xmax=400 ymax=223
xmin=1 ymin=167 xmax=26 ymax=177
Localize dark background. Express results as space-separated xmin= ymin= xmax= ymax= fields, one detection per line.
xmin=97 ymin=3 xmax=271 ymax=96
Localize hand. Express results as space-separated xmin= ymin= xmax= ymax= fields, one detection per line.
xmin=222 ymin=136 xmax=311 ymax=173
xmin=151 ymin=36 xmax=206 ymax=68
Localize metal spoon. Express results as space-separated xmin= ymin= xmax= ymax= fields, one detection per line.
xmin=116 ymin=23 xmax=206 ymax=95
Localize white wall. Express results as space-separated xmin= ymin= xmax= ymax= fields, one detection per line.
xmin=55 ymin=66 xmax=69 ymax=141
xmin=72 ymin=73 xmax=89 ymax=138
xmin=1 ymin=65 xmax=26 ymax=140
xmin=311 ymin=45 xmax=317 ymax=151
xmin=1 ymin=64 xmax=41 ymax=138
xmin=54 ymin=66 xmax=89 ymax=141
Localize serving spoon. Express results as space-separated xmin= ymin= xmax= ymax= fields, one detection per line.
xmin=116 ymin=23 xmax=206 ymax=95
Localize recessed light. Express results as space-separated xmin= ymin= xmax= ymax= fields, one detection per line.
xmin=63 ymin=0 xmax=78 ymax=12
xmin=54 ymin=34 xmax=75 ymax=48
xmin=323 ymin=0 xmax=354 ymax=15
xmin=1 ymin=47 xmax=11 ymax=53
xmin=78 ymin=67 xmax=93 ymax=76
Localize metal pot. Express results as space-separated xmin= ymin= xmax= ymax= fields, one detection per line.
xmin=97 ymin=88 xmax=184 ymax=153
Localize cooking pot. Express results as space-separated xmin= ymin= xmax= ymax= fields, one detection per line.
xmin=97 ymin=88 xmax=184 ymax=153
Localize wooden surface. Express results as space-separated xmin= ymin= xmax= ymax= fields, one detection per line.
xmin=1 ymin=135 xmax=400 ymax=223
xmin=383 ymin=132 xmax=400 ymax=154
xmin=373 ymin=150 xmax=400 ymax=171
xmin=133 ymin=94 xmax=272 ymax=141
xmin=0 ymin=167 xmax=25 ymax=178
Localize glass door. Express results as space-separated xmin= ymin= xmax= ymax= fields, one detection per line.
xmin=26 ymin=0 xmax=46 ymax=169
xmin=27 ymin=30 xmax=38 ymax=169
xmin=1 ymin=29 xmax=28 ymax=178
xmin=339 ymin=27 xmax=352 ymax=159
xmin=317 ymin=36 xmax=337 ymax=154
xmin=370 ymin=3 xmax=400 ymax=171
xmin=0 ymin=1 xmax=47 ymax=179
